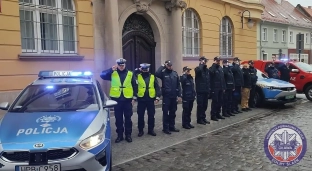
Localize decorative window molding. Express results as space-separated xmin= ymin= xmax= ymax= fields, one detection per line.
xmin=19 ymin=0 xmax=78 ymax=55
xmin=182 ymin=8 xmax=200 ymax=57
xmin=219 ymin=17 xmax=233 ymax=58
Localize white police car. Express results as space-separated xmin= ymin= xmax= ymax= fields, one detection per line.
xmin=0 ymin=71 xmax=115 ymax=171
xmin=254 ymin=69 xmax=297 ymax=106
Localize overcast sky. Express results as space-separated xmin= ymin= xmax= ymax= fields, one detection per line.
xmin=287 ymin=0 xmax=312 ymax=7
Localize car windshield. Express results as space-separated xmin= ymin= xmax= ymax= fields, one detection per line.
xmin=293 ymin=62 xmax=312 ymax=72
xmin=257 ymin=69 xmax=269 ymax=79
xmin=9 ymin=84 xmax=99 ymax=113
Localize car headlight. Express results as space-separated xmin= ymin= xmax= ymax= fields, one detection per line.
xmin=80 ymin=125 xmax=105 ymax=150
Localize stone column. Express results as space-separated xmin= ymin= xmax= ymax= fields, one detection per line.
xmin=165 ymin=0 xmax=187 ymax=73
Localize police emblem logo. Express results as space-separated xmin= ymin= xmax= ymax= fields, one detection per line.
xmin=264 ymin=124 xmax=307 ymax=167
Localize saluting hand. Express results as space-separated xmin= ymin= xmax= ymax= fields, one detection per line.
xmin=154 ymin=99 xmax=159 ymax=105
xmin=112 ymin=65 xmax=117 ymax=70
xmin=131 ymin=100 xmax=135 ymax=105
xmin=177 ymin=97 xmax=182 ymax=102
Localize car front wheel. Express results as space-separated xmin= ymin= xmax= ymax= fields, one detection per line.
xmin=304 ymin=85 xmax=312 ymax=101
xmin=254 ymin=90 xmax=264 ymax=107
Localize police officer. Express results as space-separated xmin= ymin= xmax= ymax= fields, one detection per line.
xmin=222 ymin=60 xmax=235 ymax=117
xmin=265 ymin=62 xmax=280 ymax=79
xmin=100 ymin=58 xmax=138 ymax=143
xmin=248 ymin=60 xmax=258 ymax=108
xmin=155 ymin=60 xmax=182 ymax=134
xmin=241 ymin=63 xmax=252 ymax=111
xmin=194 ymin=56 xmax=211 ymax=125
xmin=209 ymin=56 xmax=226 ymax=121
xmin=231 ymin=57 xmax=244 ymax=114
xmin=134 ymin=63 xmax=161 ymax=137
xmin=180 ymin=66 xmax=196 ymax=129
xmin=277 ymin=62 xmax=291 ymax=82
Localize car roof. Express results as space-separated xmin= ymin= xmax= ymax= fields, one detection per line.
xmin=32 ymin=77 xmax=94 ymax=85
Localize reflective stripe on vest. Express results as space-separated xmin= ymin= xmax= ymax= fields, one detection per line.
xmin=137 ymin=74 xmax=156 ymax=98
xmin=109 ymin=71 xmax=133 ymax=98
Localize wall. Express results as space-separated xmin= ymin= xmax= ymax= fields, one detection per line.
xmin=0 ymin=0 xmax=95 ymax=103
xmin=183 ymin=0 xmax=264 ymax=72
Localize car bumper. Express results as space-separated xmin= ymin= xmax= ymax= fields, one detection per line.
xmin=264 ymin=89 xmax=297 ymax=104
xmin=0 ymin=140 xmax=111 ymax=171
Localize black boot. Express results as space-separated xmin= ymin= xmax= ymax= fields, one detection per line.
xmin=211 ymin=116 xmax=218 ymax=121
xmin=148 ymin=130 xmax=156 ymax=136
xmin=228 ymin=112 xmax=235 ymax=116
xmin=197 ymin=120 xmax=206 ymax=125
xmin=138 ymin=131 xmax=144 ymax=137
xmin=169 ymin=127 xmax=180 ymax=132
xmin=216 ymin=114 xmax=225 ymax=119
xmin=188 ymin=124 xmax=195 ymax=128
xmin=231 ymin=110 xmax=238 ymax=114
xmin=125 ymin=135 xmax=132 ymax=143
xmin=183 ymin=125 xmax=191 ymax=129
xmin=162 ymin=129 xmax=171 ymax=134
xmin=203 ymin=119 xmax=210 ymax=124
xmin=223 ymin=113 xmax=230 ymax=117
xmin=115 ymin=136 xmax=124 ymax=143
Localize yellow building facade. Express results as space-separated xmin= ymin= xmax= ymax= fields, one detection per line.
xmin=0 ymin=0 xmax=264 ymax=104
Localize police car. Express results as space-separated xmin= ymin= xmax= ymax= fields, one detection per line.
xmin=254 ymin=69 xmax=297 ymax=106
xmin=0 ymin=71 xmax=115 ymax=171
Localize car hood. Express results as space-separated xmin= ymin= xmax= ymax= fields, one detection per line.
xmin=257 ymin=78 xmax=295 ymax=88
xmin=0 ymin=111 xmax=99 ymax=145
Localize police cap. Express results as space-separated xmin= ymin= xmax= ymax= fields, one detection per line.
xmin=233 ymin=57 xmax=241 ymax=61
xmin=165 ymin=60 xmax=173 ymax=66
xmin=199 ymin=56 xmax=208 ymax=62
xmin=222 ymin=59 xmax=229 ymax=63
xmin=183 ymin=66 xmax=192 ymax=72
xmin=248 ymin=60 xmax=254 ymax=64
xmin=140 ymin=63 xmax=151 ymax=69
xmin=116 ymin=58 xmax=126 ymax=65
xmin=214 ymin=56 xmax=221 ymax=61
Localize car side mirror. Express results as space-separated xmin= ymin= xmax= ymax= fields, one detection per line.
xmin=291 ymin=69 xmax=299 ymax=73
xmin=103 ymin=100 xmax=117 ymax=108
xmin=0 ymin=102 xmax=10 ymax=110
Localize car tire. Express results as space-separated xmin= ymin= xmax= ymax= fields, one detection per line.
xmin=255 ymin=90 xmax=264 ymax=107
xmin=304 ymin=85 xmax=312 ymax=101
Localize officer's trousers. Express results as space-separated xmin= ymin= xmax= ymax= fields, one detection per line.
xmin=241 ymin=88 xmax=251 ymax=109
xmin=182 ymin=100 xmax=194 ymax=126
xmin=137 ymin=100 xmax=155 ymax=131
xmin=211 ymin=90 xmax=223 ymax=116
xmin=232 ymin=86 xmax=242 ymax=112
xmin=196 ymin=93 xmax=209 ymax=122
xmin=162 ymin=97 xmax=177 ymax=130
xmin=248 ymin=85 xmax=256 ymax=107
xmin=222 ymin=89 xmax=233 ymax=114
xmin=114 ymin=100 xmax=133 ymax=137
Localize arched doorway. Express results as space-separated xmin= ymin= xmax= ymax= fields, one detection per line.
xmin=122 ymin=14 xmax=156 ymax=73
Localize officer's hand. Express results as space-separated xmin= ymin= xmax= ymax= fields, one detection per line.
xmin=177 ymin=97 xmax=182 ymax=102
xmin=112 ymin=65 xmax=117 ymax=70
xmin=139 ymin=67 xmax=142 ymax=71
xmin=233 ymin=89 xmax=235 ymax=91
xmin=223 ymin=90 xmax=225 ymax=93
xmin=154 ymin=99 xmax=159 ymax=105
xmin=131 ymin=100 xmax=135 ymax=105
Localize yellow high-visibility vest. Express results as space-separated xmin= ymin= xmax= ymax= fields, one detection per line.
xmin=137 ymin=74 xmax=156 ymax=98
xmin=109 ymin=71 xmax=133 ymax=98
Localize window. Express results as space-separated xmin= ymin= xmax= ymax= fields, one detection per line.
xmin=289 ymin=31 xmax=293 ymax=43
xmin=19 ymin=0 xmax=77 ymax=54
xmin=273 ymin=29 xmax=278 ymax=42
xmin=262 ymin=28 xmax=268 ymax=41
xmin=182 ymin=9 xmax=200 ymax=57
xmin=262 ymin=53 xmax=268 ymax=60
xmin=306 ymin=33 xmax=309 ymax=44
xmin=219 ymin=17 xmax=233 ymax=58
xmin=282 ymin=30 xmax=286 ymax=42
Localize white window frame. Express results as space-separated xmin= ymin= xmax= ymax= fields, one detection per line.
xmin=282 ymin=30 xmax=286 ymax=42
xmin=262 ymin=27 xmax=268 ymax=41
xmin=219 ymin=17 xmax=233 ymax=58
xmin=273 ymin=29 xmax=278 ymax=42
xmin=289 ymin=31 xmax=293 ymax=43
xmin=182 ymin=9 xmax=200 ymax=57
xmin=19 ymin=0 xmax=77 ymax=54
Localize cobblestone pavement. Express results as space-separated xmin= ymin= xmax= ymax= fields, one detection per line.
xmin=112 ymin=101 xmax=312 ymax=171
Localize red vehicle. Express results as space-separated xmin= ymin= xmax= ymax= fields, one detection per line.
xmin=242 ymin=60 xmax=312 ymax=101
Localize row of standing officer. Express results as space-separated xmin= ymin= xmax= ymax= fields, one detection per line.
xmin=265 ymin=62 xmax=291 ymax=82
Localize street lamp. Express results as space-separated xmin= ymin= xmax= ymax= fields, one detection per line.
xmin=241 ymin=10 xmax=254 ymax=29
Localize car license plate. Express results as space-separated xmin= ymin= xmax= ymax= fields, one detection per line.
xmin=17 ymin=164 xmax=61 ymax=171
xmin=285 ymin=95 xmax=294 ymax=99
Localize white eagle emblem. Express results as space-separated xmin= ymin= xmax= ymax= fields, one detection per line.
xmin=36 ymin=115 xmax=61 ymax=127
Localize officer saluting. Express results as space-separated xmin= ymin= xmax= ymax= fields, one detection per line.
xmin=180 ymin=66 xmax=196 ymax=129
xmin=134 ymin=63 xmax=161 ymax=137
xmin=100 ymin=58 xmax=138 ymax=143
xmin=155 ymin=60 xmax=182 ymax=134
xmin=222 ymin=60 xmax=235 ymax=117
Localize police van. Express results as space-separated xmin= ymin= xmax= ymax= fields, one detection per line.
xmin=0 ymin=71 xmax=115 ymax=171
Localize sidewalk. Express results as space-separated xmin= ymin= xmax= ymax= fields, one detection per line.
xmin=110 ymin=98 xmax=305 ymax=166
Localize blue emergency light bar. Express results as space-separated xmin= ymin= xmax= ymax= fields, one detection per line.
xmin=38 ymin=70 xmax=93 ymax=78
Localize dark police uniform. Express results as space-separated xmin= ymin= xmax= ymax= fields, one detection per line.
xmin=155 ymin=60 xmax=182 ymax=134
xmin=194 ymin=56 xmax=211 ymax=125
xmin=265 ymin=62 xmax=280 ymax=79
xmin=100 ymin=58 xmax=138 ymax=143
xmin=248 ymin=60 xmax=258 ymax=108
xmin=134 ymin=63 xmax=161 ymax=137
xmin=135 ymin=63 xmax=161 ymax=137
xmin=209 ymin=57 xmax=226 ymax=121
xmin=222 ymin=60 xmax=235 ymax=117
xmin=231 ymin=57 xmax=244 ymax=114
xmin=180 ymin=66 xmax=196 ymax=129
xmin=277 ymin=63 xmax=291 ymax=82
